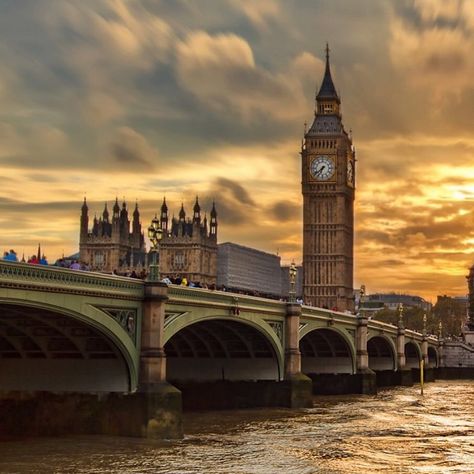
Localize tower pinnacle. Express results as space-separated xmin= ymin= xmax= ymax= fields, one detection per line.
xmin=316 ymin=43 xmax=340 ymax=104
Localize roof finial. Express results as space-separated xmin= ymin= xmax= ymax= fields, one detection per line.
xmin=316 ymin=42 xmax=339 ymax=103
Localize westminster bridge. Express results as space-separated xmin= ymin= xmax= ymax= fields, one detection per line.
xmin=0 ymin=261 xmax=441 ymax=438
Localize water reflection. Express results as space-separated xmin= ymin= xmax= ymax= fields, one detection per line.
xmin=0 ymin=381 xmax=473 ymax=473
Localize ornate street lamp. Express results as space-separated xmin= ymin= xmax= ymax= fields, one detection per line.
xmin=147 ymin=214 xmax=163 ymax=282
xmin=359 ymin=285 xmax=366 ymax=316
xmin=398 ymin=303 xmax=404 ymax=329
xmin=289 ymin=261 xmax=297 ymax=303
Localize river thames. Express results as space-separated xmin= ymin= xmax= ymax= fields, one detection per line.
xmin=0 ymin=380 xmax=473 ymax=474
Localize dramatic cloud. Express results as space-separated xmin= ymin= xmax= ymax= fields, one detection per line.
xmin=108 ymin=127 xmax=158 ymax=171
xmin=1 ymin=0 xmax=474 ymax=301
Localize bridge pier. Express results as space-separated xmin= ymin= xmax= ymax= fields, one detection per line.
xmin=396 ymin=322 xmax=413 ymax=386
xmin=135 ymin=282 xmax=182 ymax=439
xmin=356 ymin=313 xmax=377 ymax=394
xmin=284 ymin=303 xmax=313 ymax=407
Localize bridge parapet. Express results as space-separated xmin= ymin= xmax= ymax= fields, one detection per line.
xmin=0 ymin=261 xmax=144 ymax=300
xmin=167 ymin=285 xmax=287 ymax=316
xmin=301 ymin=306 xmax=357 ymax=326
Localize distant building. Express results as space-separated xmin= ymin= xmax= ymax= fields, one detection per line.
xmin=436 ymin=295 xmax=468 ymax=306
xmin=158 ymin=197 xmax=218 ymax=286
xmin=217 ymin=242 xmax=282 ymax=298
xmin=435 ymin=294 xmax=468 ymax=320
xmin=79 ymin=198 xmax=146 ymax=272
xmin=363 ymin=293 xmax=431 ymax=312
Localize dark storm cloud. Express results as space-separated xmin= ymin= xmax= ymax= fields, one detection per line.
xmin=110 ymin=141 xmax=154 ymax=171
xmin=214 ymin=178 xmax=256 ymax=206
xmin=378 ymin=259 xmax=406 ymax=266
xmin=357 ymin=230 xmax=392 ymax=246
xmin=190 ymin=178 xmax=258 ymax=225
xmin=269 ymin=201 xmax=300 ymax=221
xmin=357 ymin=199 xmax=474 ymax=256
xmin=25 ymin=174 xmax=61 ymax=183
xmin=0 ymin=197 xmax=79 ymax=214
xmin=1 ymin=0 xmax=474 ymax=299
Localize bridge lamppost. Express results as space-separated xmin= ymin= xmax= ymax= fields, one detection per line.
xmin=147 ymin=214 xmax=163 ymax=282
xmin=289 ymin=261 xmax=297 ymax=303
xmin=398 ymin=303 xmax=404 ymax=329
xmin=359 ymin=285 xmax=366 ymax=316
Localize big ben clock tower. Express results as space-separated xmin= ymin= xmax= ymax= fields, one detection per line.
xmin=302 ymin=45 xmax=355 ymax=311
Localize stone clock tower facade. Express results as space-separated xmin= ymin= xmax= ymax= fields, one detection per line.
xmin=302 ymin=46 xmax=355 ymax=311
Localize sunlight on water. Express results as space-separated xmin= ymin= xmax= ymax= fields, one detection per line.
xmin=0 ymin=381 xmax=473 ymax=474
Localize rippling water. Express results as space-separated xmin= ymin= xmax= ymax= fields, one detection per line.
xmin=1 ymin=381 xmax=473 ymax=474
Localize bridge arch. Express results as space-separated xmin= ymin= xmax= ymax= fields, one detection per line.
xmin=428 ymin=345 xmax=438 ymax=368
xmin=299 ymin=327 xmax=356 ymax=375
xmin=164 ymin=314 xmax=283 ymax=382
xmin=368 ymin=335 xmax=396 ymax=371
xmin=405 ymin=341 xmax=422 ymax=368
xmin=0 ymin=300 xmax=138 ymax=392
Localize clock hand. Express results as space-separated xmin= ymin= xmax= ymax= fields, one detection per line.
xmin=316 ymin=165 xmax=325 ymax=176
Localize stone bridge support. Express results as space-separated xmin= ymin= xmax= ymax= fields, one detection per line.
xmin=419 ymin=335 xmax=436 ymax=382
xmin=136 ymin=282 xmax=182 ymax=438
xmin=438 ymin=338 xmax=445 ymax=368
xmin=82 ymin=282 xmax=182 ymax=439
xmin=396 ymin=326 xmax=413 ymax=386
xmin=284 ymin=303 xmax=313 ymax=408
xmin=421 ymin=337 xmax=429 ymax=367
xmin=355 ymin=313 xmax=376 ymax=394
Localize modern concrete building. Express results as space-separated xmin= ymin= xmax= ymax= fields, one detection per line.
xmin=217 ymin=243 xmax=282 ymax=298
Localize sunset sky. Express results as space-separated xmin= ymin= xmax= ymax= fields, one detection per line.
xmin=1 ymin=0 xmax=473 ymax=301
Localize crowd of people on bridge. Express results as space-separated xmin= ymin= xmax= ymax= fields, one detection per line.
xmin=2 ymin=249 xmax=48 ymax=265
xmin=2 ymin=249 xmax=304 ymax=304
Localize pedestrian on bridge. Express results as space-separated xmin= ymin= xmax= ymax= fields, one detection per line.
xmin=3 ymin=250 xmax=18 ymax=262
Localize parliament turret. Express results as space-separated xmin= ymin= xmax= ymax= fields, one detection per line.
xmin=79 ymin=198 xmax=146 ymax=272
xmin=157 ymin=199 xmax=218 ymax=286
xmin=80 ymin=198 xmax=88 ymax=240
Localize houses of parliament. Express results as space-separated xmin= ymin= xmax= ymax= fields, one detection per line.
xmin=79 ymin=197 xmax=218 ymax=285
xmin=79 ymin=45 xmax=355 ymax=309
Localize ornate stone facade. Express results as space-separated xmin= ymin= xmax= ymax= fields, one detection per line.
xmin=301 ymin=46 xmax=355 ymax=311
xmin=79 ymin=198 xmax=146 ymax=272
xmin=158 ymin=198 xmax=218 ymax=286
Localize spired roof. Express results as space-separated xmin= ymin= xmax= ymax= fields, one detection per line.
xmin=306 ymin=115 xmax=343 ymax=136
xmin=316 ymin=43 xmax=340 ymax=103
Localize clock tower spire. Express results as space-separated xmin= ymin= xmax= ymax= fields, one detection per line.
xmin=301 ymin=45 xmax=355 ymax=311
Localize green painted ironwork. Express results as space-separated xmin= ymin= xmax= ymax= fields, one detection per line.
xmin=0 ymin=261 xmax=143 ymax=391
xmin=0 ymin=261 xmax=439 ymax=390
xmin=0 ymin=261 xmax=144 ymax=299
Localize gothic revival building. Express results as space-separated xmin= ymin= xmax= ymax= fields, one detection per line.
xmin=158 ymin=197 xmax=218 ymax=285
xmin=79 ymin=198 xmax=146 ymax=272
xmin=301 ymin=46 xmax=355 ymax=311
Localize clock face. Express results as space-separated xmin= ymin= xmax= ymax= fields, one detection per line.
xmin=310 ymin=156 xmax=335 ymax=181
xmin=347 ymin=160 xmax=354 ymax=185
